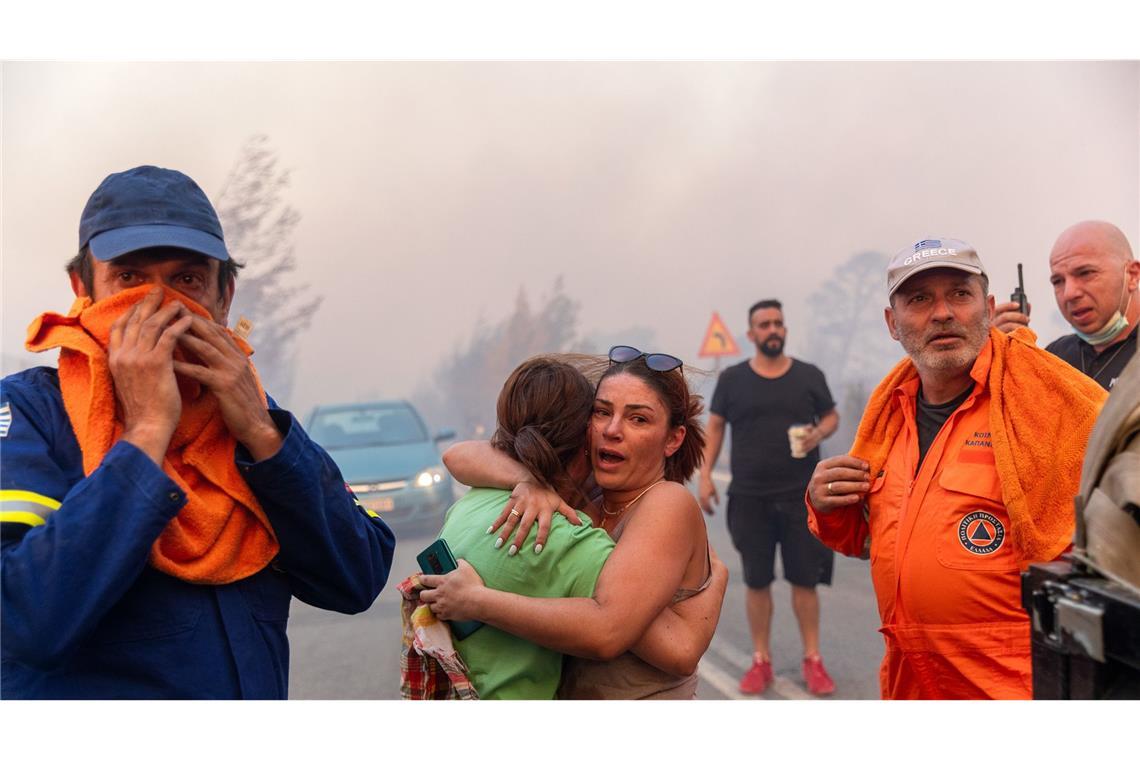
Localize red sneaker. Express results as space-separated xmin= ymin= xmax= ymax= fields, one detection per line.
xmin=739 ymin=657 xmax=773 ymax=694
xmin=803 ymin=655 xmax=836 ymax=696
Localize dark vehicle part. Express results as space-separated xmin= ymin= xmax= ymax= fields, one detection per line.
xmin=1022 ymin=350 xmax=1140 ymax=698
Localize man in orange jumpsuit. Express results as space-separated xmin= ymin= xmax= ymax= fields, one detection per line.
xmin=805 ymin=238 xmax=1105 ymax=699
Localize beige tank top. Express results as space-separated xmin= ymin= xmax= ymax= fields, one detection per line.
xmin=557 ymin=497 xmax=712 ymax=700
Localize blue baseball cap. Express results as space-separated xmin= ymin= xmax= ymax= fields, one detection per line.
xmin=78 ymin=165 xmax=229 ymax=262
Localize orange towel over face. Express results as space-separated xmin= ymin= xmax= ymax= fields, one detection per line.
xmin=850 ymin=327 xmax=1107 ymax=564
xmin=25 ymin=287 xmax=279 ymax=584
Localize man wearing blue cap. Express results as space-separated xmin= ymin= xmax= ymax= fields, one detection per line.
xmin=0 ymin=166 xmax=396 ymax=699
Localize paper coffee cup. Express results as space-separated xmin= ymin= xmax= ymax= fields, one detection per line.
xmin=788 ymin=424 xmax=811 ymax=458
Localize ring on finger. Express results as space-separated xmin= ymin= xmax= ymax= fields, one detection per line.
xmin=510 ymin=508 xmax=521 ymax=518
xmin=827 ymin=481 xmax=834 ymax=495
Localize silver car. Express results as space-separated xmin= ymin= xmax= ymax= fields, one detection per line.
xmin=307 ymin=400 xmax=456 ymax=531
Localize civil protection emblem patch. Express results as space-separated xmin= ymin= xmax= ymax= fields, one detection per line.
xmin=958 ymin=511 xmax=1005 ymax=555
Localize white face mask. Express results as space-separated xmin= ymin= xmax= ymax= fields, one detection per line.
xmin=1075 ymin=266 xmax=1134 ymax=346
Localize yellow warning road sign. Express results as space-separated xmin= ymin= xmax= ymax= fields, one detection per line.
xmin=698 ymin=311 xmax=740 ymax=358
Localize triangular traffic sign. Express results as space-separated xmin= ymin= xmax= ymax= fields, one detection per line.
xmin=699 ymin=311 xmax=740 ymax=358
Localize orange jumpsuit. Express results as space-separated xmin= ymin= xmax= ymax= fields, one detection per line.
xmin=808 ymin=347 xmax=1038 ymax=699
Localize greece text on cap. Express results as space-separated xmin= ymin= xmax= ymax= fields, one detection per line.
xmin=902 ymin=248 xmax=960 ymax=267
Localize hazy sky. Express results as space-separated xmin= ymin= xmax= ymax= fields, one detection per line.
xmin=3 ymin=61 xmax=1138 ymax=417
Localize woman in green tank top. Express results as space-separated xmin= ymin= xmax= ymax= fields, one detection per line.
xmin=420 ymin=350 xmax=727 ymax=698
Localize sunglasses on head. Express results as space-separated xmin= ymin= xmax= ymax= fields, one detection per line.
xmin=608 ymin=345 xmax=684 ymax=373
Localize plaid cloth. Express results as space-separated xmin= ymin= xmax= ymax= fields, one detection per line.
xmin=398 ymin=573 xmax=479 ymax=700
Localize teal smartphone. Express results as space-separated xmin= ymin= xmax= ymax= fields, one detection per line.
xmin=416 ymin=538 xmax=484 ymax=640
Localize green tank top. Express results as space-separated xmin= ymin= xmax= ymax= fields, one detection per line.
xmin=440 ymin=488 xmax=614 ymax=699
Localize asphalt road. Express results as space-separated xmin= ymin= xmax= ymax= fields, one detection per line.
xmin=287 ymin=473 xmax=884 ymax=699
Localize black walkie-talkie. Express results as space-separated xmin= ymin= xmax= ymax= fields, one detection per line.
xmin=1011 ymin=263 xmax=1028 ymax=315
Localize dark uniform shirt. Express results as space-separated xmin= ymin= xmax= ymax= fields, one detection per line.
xmin=1045 ymin=327 xmax=1137 ymax=391
xmin=0 ymin=366 xmax=396 ymax=699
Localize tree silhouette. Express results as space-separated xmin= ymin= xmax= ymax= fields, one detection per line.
xmin=802 ymin=250 xmax=903 ymax=452
xmin=412 ymin=277 xmax=588 ymax=437
xmin=216 ymin=136 xmax=321 ymax=405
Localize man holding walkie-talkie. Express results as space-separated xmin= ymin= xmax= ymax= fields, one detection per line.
xmin=1044 ymin=221 xmax=1138 ymax=391
xmin=992 ymin=220 xmax=1138 ymax=391
xmin=991 ymin=265 xmax=1034 ymax=334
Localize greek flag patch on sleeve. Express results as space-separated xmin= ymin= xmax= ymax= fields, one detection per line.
xmin=0 ymin=403 xmax=11 ymax=438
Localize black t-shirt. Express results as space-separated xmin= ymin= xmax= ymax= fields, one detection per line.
xmin=709 ymin=358 xmax=836 ymax=499
xmin=915 ymin=382 xmax=975 ymax=472
xmin=1045 ymin=328 xmax=1137 ymax=392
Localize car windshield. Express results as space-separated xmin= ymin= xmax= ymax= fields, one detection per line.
xmin=309 ymin=406 xmax=428 ymax=448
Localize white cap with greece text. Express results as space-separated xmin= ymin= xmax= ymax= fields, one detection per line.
xmin=887 ymin=238 xmax=987 ymax=298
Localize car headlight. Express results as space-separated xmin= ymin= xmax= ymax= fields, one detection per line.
xmin=414 ymin=466 xmax=446 ymax=488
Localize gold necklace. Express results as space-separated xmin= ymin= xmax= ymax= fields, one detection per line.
xmin=599 ymin=479 xmax=665 ymax=528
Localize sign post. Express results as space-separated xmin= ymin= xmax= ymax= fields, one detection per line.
xmin=698 ymin=311 xmax=741 ymax=374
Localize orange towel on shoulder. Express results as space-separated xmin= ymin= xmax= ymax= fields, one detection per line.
xmin=850 ymin=326 xmax=1107 ymax=564
xmin=25 ymin=287 xmax=279 ymax=584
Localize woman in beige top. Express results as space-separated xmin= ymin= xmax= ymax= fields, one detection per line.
xmin=421 ymin=347 xmax=723 ymax=698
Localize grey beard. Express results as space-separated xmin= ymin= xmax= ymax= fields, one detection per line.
xmin=901 ymin=323 xmax=989 ymax=376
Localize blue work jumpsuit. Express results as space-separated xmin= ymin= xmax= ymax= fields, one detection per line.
xmin=1 ymin=367 xmax=396 ymax=699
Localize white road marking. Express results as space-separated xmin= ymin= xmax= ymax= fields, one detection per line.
xmin=697 ymin=654 xmax=749 ymax=699
xmin=772 ymin=675 xmax=812 ymax=701
xmin=706 ymin=639 xmax=813 ymax=700
xmin=703 ymin=468 xmax=815 ymax=700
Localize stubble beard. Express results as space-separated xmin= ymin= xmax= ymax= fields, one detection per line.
xmin=897 ymin=316 xmax=990 ymax=376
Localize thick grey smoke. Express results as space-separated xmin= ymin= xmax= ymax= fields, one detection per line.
xmin=3 ymin=62 xmax=1137 ymax=424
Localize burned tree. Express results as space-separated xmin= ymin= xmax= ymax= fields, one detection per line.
xmin=216 ymin=135 xmax=321 ymax=404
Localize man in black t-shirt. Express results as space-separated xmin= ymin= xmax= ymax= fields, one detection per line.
xmin=699 ymin=299 xmax=839 ymax=696
xmin=992 ymin=221 xmax=1138 ymax=391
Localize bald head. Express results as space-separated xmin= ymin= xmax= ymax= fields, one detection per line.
xmin=1050 ymin=220 xmax=1134 ymax=266
xmin=1049 ymin=220 xmax=1140 ymax=337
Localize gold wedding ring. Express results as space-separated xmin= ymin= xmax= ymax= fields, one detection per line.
xmin=826 ymin=481 xmax=834 ymax=495
xmin=510 ymin=508 xmax=521 ymax=518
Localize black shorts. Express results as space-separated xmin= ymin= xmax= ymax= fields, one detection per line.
xmin=726 ymin=493 xmax=834 ymax=589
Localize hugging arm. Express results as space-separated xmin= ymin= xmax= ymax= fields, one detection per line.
xmin=420 ymin=485 xmax=704 ymax=661
xmin=442 ymin=440 xmax=582 ymax=551
xmin=442 ymin=440 xmax=528 ymax=490
xmin=630 ymin=548 xmax=728 ymax=676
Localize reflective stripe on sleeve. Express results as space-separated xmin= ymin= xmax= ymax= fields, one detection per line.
xmin=0 ymin=490 xmax=62 ymax=527
xmin=348 ymin=492 xmax=380 ymax=519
